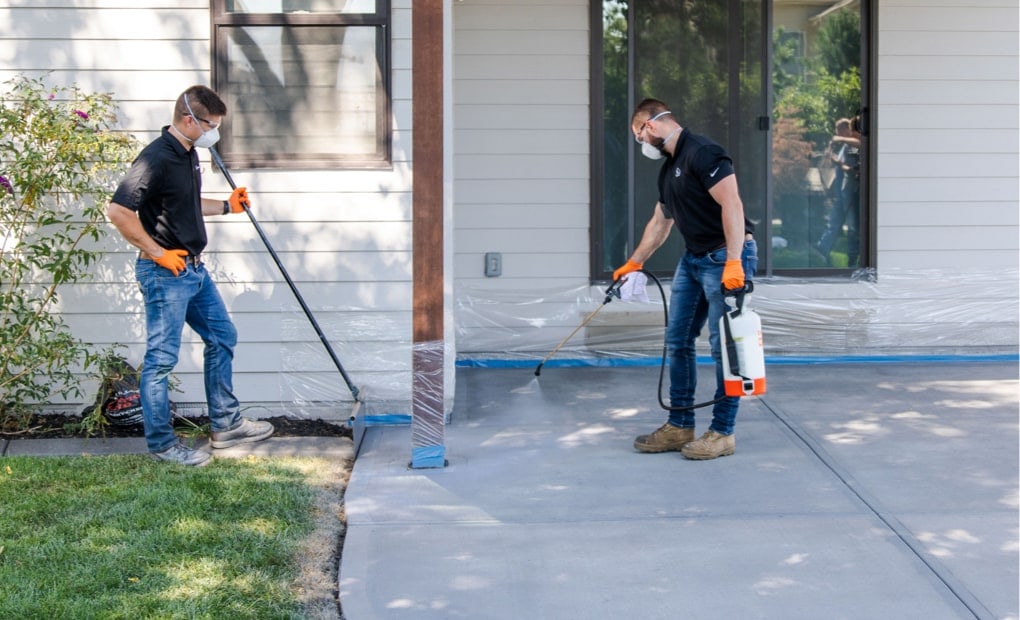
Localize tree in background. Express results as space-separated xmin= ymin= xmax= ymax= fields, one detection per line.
xmin=774 ymin=7 xmax=861 ymax=149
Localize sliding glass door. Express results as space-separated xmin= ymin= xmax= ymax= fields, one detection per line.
xmin=595 ymin=0 xmax=868 ymax=278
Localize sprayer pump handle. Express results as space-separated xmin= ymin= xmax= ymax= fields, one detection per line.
xmin=722 ymin=281 xmax=753 ymax=314
xmin=721 ymin=281 xmax=753 ymax=297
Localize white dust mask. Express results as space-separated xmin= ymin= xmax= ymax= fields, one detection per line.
xmin=640 ymin=127 xmax=681 ymax=161
xmin=192 ymin=126 xmax=220 ymax=149
xmin=182 ymin=93 xmax=220 ymax=149
xmin=641 ymin=141 xmax=665 ymax=160
xmin=637 ymin=110 xmax=675 ymax=160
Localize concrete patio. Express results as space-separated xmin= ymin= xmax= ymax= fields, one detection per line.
xmin=340 ymin=360 xmax=1019 ymax=619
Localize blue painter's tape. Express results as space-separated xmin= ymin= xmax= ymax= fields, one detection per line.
xmin=457 ymin=354 xmax=1017 ymax=368
xmin=456 ymin=357 xmax=684 ymax=369
xmin=363 ymin=414 xmax=413 ymax=426
xmin=411 ymin=445 xmax=446 ymax=469
xmin=762 ymin=354 xmax=1018 ymax=365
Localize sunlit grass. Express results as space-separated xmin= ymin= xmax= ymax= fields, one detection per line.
xmin=0 ymin=454 xmax=343 ymax=619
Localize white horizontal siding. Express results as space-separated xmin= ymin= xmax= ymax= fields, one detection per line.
xmin=453 ymin=0 xmax=1019 ymax=358
xmin=1 ymin=0 xmax=415 ymax=411
xmin=877 ymin=0 xmax=1019 ymax=273
xmin=455 ymin=202 xmax=586 ymax=229
xmin=451 ymin=0 xmax=591 ymax=355
xmin=0 ymin=7 xmax=208 ymax=39
xmin=878 ymin=103 xmax=1017 ymax=129
xmin=1 ymin=41 xmax=211 ymax=71
xmin=879 ymin=128 xmax=1016 ymax=153
xmin=3 ymin=0 xmax=207 ymax=7
xmin=879 ymin=227 xmax=1020 ymax=250
xmin=880 ymin=5 xmax=1018 ymax=30
xmin=2 ymin=0 xmax=1016 ymax=410
xmin=879 ymin=81 xmax=1019 ymax=106
xmin=879 ymin=202 xmax=1019 ymax=227
xmin=58 ymin=281 xmax=412 ymax=313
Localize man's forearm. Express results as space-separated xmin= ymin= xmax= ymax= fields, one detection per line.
xmin=630 ymin=203 xmax=672 ymax=263
xmin=106 ymin=202 xmax=163 ymax=255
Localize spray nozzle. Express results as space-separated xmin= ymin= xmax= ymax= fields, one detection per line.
xmin=604 ymin=277 xmax=625 ymax=304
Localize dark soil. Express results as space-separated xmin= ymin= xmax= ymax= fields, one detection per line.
xmin=0 ymin=413 xmax=353 ymax=440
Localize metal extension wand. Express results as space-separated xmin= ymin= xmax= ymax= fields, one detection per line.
xmin=209 ymin=147 xmax=361 ymax=403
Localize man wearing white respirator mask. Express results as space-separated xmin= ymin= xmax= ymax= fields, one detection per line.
xmin=614 ymin=98 xmax=757 ymax=460
xmin=107 ymin=85 xmax=273 ymax=466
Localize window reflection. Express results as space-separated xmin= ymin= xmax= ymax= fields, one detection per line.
xmin=772 ymin=2 xmax=862 ymax=269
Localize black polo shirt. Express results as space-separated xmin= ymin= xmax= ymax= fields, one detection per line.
xmin=112 ymin=126 xmax=207 ymax=256
xmin=657 ymin=128 xmax=754 ymax=255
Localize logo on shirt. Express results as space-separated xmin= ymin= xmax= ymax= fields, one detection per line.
xmin=675 ymin=167 xmax=682 ymax=178
xmin=709 ymin=167 xmax=720 ymax=177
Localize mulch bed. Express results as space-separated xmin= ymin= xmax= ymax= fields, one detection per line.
xmin=0 ymin=413 xmax=352 ymax=440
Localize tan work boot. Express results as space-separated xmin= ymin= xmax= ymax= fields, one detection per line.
xmin=634 ymin=423 xmax=695 ymax=453
xmin=681 ymin=430 xmax=735 ymax=460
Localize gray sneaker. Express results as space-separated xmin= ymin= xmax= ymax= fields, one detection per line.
xmin=152 ymin=442 xmax=211 ymax=467
xmin=210 ymin=418 xmax=274 ymax=449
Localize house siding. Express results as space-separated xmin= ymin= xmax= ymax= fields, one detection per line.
xmin=876 ymin=0 xmax=1019 ymax=270
xmin=451 ymin=0 xmax=1019 ymax=359
xmin=1 ymin=0 xmax=1016 ymax=414
xmin=1 ymin=0 xmax=416 ymax=416
xmin=452 ymin=0 xmax=593 ymax=354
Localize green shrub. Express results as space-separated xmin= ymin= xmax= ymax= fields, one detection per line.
xmin=0 ymin=74 xmax=138 ymax=425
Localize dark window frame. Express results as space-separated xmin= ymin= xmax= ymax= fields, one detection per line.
xmin=210 ymin=0 xmax=392 ymax=169
xmin=590 ymin=0 xmax=874 ymax=281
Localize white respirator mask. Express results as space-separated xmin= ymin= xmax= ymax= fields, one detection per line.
xmin=181 ymin=93 xmax=220 ymax=149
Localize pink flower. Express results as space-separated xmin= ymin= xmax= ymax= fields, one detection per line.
xmin=74 ymin=109 xmax=89 ymax=120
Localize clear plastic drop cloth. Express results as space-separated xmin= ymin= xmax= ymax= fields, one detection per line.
xmin=454 ymin=268 xmax=1019 ymax=364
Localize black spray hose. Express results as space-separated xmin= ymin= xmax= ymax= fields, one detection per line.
xmin=638 ymin=269 xmax=724 ymax=412
xmin=209 ymin=147 xmax=361 ymax=403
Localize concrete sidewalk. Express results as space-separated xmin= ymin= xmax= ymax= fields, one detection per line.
xmin=340 ymin=361 xmax=1019 ymax=619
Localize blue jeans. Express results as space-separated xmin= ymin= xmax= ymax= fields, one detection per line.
xmin=665 ymin=239 xmax=758 ymax=435
xmin=817 ymin=178 xmax=860 ymax=266
xmin=136 ymin=259 xmax=241 ymax=452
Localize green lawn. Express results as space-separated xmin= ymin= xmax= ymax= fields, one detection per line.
xmin=0 ymin=454 xmax=348 ymax=619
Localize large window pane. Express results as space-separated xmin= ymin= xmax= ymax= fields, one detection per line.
xmin=214 ymin=1 xmax=390 ymax=169
xmin=595 ymin=0 xmax=868 ymax=278
xmin=600 ymin=1 xmax=630 ymax=273
xmin=772 ymin=2 xmax=862 ymax=269
xmin=224 ymin=25 xmax=382 ymax=162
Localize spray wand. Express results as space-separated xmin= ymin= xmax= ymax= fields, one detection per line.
xmin=533 ymin=278 xmax=626 ymax=377
xmin=208 ymin=147 xmax=361 ymax=403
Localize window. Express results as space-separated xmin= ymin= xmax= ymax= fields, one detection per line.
xmin=212 ymin=0 xmax=390 ymax=168
xmin=593 ymin=0 xmax=870 ymax=278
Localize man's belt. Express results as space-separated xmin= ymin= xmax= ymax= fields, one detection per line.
xmin=139 ymin=250 xmax=201 ymax=267
xmin=696 ymin=234 xmax=754 ymax=256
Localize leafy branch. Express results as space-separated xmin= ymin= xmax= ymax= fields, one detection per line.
xmin=0 ymin=74 xmax=138 ymax=426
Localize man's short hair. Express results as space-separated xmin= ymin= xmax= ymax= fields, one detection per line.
xmin=631 ymin=98 xmax=672 ymax=128
xmin=174 ymin=85 xmax=226 ymax=122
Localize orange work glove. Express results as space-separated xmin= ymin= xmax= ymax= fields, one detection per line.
xmin=228 ymin=186 xmax=250 ymax=213
xmin=153 ymin=248 xmax=188 ymax=276
xmin=721 ymin=259 xmax=745 ymax=291
xmin=613 ymin=259 xmax=643 ymax=282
